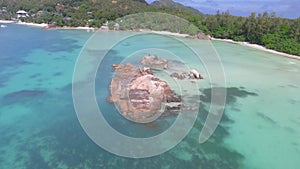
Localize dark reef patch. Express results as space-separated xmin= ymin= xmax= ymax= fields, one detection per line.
xmin=24 ymin=149 xmax=52 ymax=169
xmin=29 ymin=73 xmax=41 ymax=79
xmin=4 ymin=90 xmax=46 ymax=99
xmin=0 ymin=71 xmax=21 ymax=88
xmin=288 ymin=84 xmax=298 ymax=88
xmin=53 ymin=72 xmax=62 ymax=76
xmin=2 ymin=90 xmax=46 ymax=105
xmin=288 ymin=99 xmax=297 ymax=104
xmin=200 ymin=87 xmax=258 ymax=105
xmin=256 ymin=112 xmax=277 ymax=124
xmin=18 ymin=88 xmax=245 ymax=169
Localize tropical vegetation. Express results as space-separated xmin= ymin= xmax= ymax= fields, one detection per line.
xmin=0 ymin=0 xmax=299 ymax=55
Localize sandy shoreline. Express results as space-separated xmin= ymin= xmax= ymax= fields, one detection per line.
xmin=146 ymin=30 xmax=189 ymax=37
xmin=1 ymin=19 xmax=299 ymax=60
xmin=0 ymin=20 xmax=48 ymax=27
xmin=212 ymin=38 xmax=300 ymax=60
xmin=47 ymin=26 xmax=97 ymax=31
xmin=0 ymin=20 xmax=96 ymax=30
xmin=0 ymin=20 xmax=15 ymax=24
xmin=17 ymin=22 xmax=48 ymax=27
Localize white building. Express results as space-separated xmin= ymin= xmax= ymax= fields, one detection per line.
xmin=16 ymin=10 xmax=28 ymax=18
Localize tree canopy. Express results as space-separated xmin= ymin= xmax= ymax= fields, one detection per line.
xmin=0 ymin=0 xmax=299 ymax=55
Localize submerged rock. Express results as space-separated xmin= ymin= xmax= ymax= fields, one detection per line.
xmin=141 ymin=55 xmax=168 ymax=69
xmin=171 ymin=72 xmax=187 ymax=80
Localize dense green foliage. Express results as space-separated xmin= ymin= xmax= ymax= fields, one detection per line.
xmin=203 ymin=11 xmax=300 ymax=55
xmin=0 ymin=0 xmax=299 ymax=55
xmin=152 ymin=0 xmax=203 ymax=15
xmin=113 ymin=12 xmax=199 ymax=34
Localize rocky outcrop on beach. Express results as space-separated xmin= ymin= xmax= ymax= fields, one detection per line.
xmin=187 ymin=32 xmax=211 ymax=40
xmin=109 ymin=63 xmax=181 ymax=122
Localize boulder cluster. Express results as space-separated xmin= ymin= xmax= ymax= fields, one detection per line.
xmin=108 ymin=55 xmax=203 ymax=122
xmin=170 ymin=69 xmax=203 ymax=80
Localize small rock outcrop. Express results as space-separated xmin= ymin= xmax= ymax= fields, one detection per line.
xmin=141 ymin=55 xmax=168 ymax=69
xmin=171 ymin=69 xmax=203 ymax=80
xmin=189 ymin=69 xmax=203 ymax=79
xmin=187 ymin=32 xmax=211 ymax=40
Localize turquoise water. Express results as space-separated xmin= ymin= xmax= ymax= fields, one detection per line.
xmin=0 ymin=24 xmax=300 ymax=169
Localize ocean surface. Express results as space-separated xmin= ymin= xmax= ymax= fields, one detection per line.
xmin=0 ymin=24 xmax=300 ymax=169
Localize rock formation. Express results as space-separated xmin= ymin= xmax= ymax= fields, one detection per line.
xmin=109 ymin=63 xmax=181 ymax=122
xmin=141 ymin=55 xmax=168 ymax=69
xmin=187 ymin=32 xmax=211 ymax=40
xmin=171 ymin=69 xmax=203 ymax=80
xmin=108 ymin=55 xmax=204 ymax=122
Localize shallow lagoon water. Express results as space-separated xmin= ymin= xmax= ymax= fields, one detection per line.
xmin=0 ymin=24 xmax=300 ymax=169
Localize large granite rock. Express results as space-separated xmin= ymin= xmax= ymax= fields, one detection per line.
xmin=109 ymin=63 xmax=181 ymax=122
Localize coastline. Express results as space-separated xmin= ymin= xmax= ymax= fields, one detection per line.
xmin=0 ymin=19 xmax=48 ymax=27
xmin=143 ymin=30 xmax=189 ymax=37
xmin=48 ymin=27 xmax=188 ymax=36
xmin=2 ymin=19 xmax=299 ymax=60
xmin=47 ymin=26 xmax=97 ymax=31
xmin=0 ymin=20 xmax=15 ymax=24
xmin=212 ymin=38 xmax=300 ymax=60
xmin=0 ymin=20 xmax=96 ymax=30
xmin=17 ymin=22 xmax=48 ymax=27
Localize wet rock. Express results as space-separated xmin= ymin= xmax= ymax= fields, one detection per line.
xmin=170 ymin=70 xmax=203 ymax=80
xmin=190 ymin=69 xmax=199 ymax=79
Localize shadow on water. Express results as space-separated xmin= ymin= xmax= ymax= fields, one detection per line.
xmin=1 ymin=90 xmax=47 ymax=106
xmin=34 ymin=87 xmax=258 ymax=168
xmin=200 ymin=87 xmax=258 ymax=105
xmin=256 ymin=112 xmax=277 ymax=125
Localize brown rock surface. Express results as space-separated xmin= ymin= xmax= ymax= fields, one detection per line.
xmin=109 ymin=63 xmax=181 ymax=122
xmin=170 ymin=69 xmax=203 ymax=80
xmin=187 ymin=32 xmax=211 ymax=40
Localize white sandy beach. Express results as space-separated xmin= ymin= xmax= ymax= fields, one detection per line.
xmin=0 ymin=19 xmax=48 ymax=27
xmin=0 ymin=20 xmax=97 ymax=31
xmin=2 ymin=18 xmax=299 ymax=60
xmin=212 ymin=38 xmax=300 ymax=60
xmin=17 ymin=22 xmax=48 ymax=27
xmin=0 ymin=20 xmax=15 ymax=24
xmin=150 ymin=30 xmax=189 ymax=37
xmin=46 ymin=26 xmax=97 ymax=31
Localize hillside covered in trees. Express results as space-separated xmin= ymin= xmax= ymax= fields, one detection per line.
xmin=0 ymin=0 xmax=299 ymax=55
